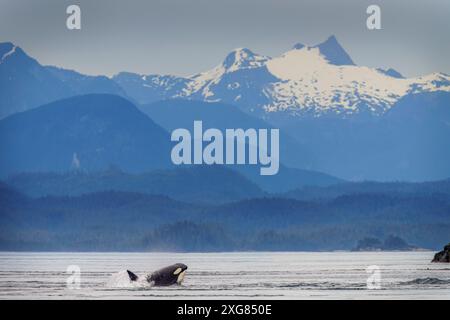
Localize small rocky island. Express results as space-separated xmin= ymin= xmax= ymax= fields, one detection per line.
xmin=432 ymin=243 xmax=450 ymax=263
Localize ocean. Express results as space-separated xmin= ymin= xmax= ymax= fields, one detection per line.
xmin=0 ymin=251 xmax=449 ymax=299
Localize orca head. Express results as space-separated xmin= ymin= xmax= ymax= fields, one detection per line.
xmin=148 ymin=263 xmax=188 ymax=286
xmin=172 ymin=263 xmax=188 ymax=284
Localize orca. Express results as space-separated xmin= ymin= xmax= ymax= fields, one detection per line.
xmin=126 ymin=263 xmax=188 ymax=286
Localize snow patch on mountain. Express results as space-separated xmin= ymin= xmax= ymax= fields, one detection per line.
xmin=264 ymin=46 xmax=411 ymax=114
xmin=408 ymin=72 xmax=450 ymax=92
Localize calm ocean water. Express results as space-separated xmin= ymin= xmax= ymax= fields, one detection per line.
xmin=0 ymin=251 xmax=449 ymax=299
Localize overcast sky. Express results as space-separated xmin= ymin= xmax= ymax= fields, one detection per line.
xmin=0 ymin=0 xmax=449 ymax=77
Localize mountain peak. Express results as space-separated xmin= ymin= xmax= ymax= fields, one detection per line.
xmin=0 ymin=41 xmax=15 ymax=50
xmin=222 ymin=48 xmax=269 ymax=72
xmin=0 ymin=42 xmax=18 ymax=63
xmin=377 ymin=68 xmax=404 ymax=79
xmin=314 ymin=35 xmax=355 ymax=66
xmin=0 ymin=42 xmax=35 ymax=68
xmin=292 ymin=43 xmax=305 ymax=50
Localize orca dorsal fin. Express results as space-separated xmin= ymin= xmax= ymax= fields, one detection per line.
xmin=127 ymin=270 xmax=138 ymax=281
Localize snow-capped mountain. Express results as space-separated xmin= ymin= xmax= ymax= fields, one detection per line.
xmin=262 ymin=46 xmax=449 ymax=116
xmin=182 ymin=47 xmax=271 ymax=98
xmin=114 ymin=36 xmax=450 ymax=118
xmin=2 ymin=37 xmax=449 ymax=120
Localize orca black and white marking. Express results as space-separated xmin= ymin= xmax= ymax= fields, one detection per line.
xmin=126 ymin=263 xmax=188 ymax=286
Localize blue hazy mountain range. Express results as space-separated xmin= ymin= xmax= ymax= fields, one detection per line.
xmin=5 ymin=167 xmax=264 ymax=204
xmin=2 ymin=36 xmax=441 ymax=119
xmin=1 ymin=36 xmax=450 ymax=251
xmin=1 ymin=180 xmax=449 ymax=251
xmin=0 ymin=42 xmax=130 ymax=119
xmin=0 ymin=94 xmax=172 ymax=175
xmin=0 ymin=38 xmax=449 ymax=183
xmin=0 ymin=93 xmax=339 ymax=192
xmin=276 ymin=91 xmax=450 ymax=181
xmin=142 ymin=99 xmax=340 ymax=191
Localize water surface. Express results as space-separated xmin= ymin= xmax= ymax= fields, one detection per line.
xmin=0 ymin=251 xmax=449 ymax=299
